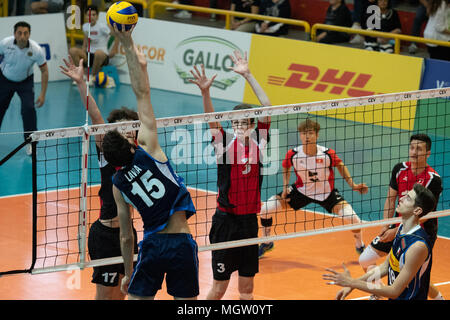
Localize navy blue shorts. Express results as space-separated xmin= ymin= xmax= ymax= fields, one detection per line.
xmin=128 ymin=233 xmax=199 ymax=298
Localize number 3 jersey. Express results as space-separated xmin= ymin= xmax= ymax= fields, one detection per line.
xmin=282 ymin=145 xmax=342 ymax=201
xmin=388 ymin=224 xmax=432 ymax=300
xmin=112 ymin=146 xmax=196 ymax=235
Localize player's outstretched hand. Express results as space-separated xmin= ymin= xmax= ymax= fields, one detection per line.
xmin=323 ymin=263 xmax=353 ymax=288
xmin=229 ymin=50 xmax=250 ymax=77
xmin=189 ymin=64 xmax=217 ymax=92
xmin=109 ymin=24 xmax=135 ymax=48
xmin=59 ymin=55 xmax=84 ymax=84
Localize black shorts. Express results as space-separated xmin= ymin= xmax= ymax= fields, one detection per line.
xmin=88 ymin=220 xmax=138 ymax=287
xmin=209 ymin=209 xmax=259 ymax=281
xmin=83 ymin=52 xmax=110 ymax=69
xmin=281 ymin=185 xmax=345 ymax=213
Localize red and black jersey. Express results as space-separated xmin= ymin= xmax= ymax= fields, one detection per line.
xmin=212 ymin=121 xmax=270 ymax=215
xmin=390 ymin=161 xmax=442 ymax=239
xmin=282 ymin=145 xmax=342 ymax=201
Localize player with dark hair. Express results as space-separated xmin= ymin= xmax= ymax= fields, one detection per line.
xmin=189 ymin=50 xmax=271 ymax=300
xmin=259 ymin=118 xmax=368 ymax=257
xmin=102 ymin=25 xmax=198 ymax=300
xmin=0 ymin=21 xmax=48 ymax=155
xmin=358 ymin=133 xmax=444 ymax=300
xmin=59 ymin=56 xmax=138 ymax=300
xmin=324 ymin=183 xmax=437 ymax=300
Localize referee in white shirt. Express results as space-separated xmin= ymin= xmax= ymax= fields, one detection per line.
xmin=0 ymin=21 xmax=48 ymax=154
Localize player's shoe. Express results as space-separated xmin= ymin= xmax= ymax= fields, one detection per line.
xmin=355 ymin=244 xmax=365 ymax=255
xmin=258 ymin=242 xmax=274 ymax=258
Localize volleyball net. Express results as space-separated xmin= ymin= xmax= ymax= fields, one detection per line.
xmin=2 ymin=87 xmax=450 ymax=275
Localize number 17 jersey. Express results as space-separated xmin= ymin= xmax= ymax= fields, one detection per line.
xmin=112 ymin=146 xmax=196 ymax=235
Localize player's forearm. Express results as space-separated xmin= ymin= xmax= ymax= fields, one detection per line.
xmin=282 ymin=166 xmax=291 ymax=189
xmin=243 ymin=72 xmax=271 ymax=107
xmin=337 ymin=163 xmax=354 ymax=188
xmin=122 ymin=41 xmax=150 ymax=97
xmin=383 ymin=196 xmax=396 ymax=219
xmin=201 ymin=88 xmax=221 ymax=131
xmin=76 ymin=81 xmax=103 ymax=124
xmin=120 ymin=231 xmax=135 ymax=278
xmin=40 ymin=68 xmax=49 ymax=97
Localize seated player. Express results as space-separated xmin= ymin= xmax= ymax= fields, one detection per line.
xmin=324 ymin=183 xmax=436 ymax=300
xmin=69 ymin=5 xmax=118 ymax=85
xmin=259 ymin=118 xmax=369 ymax=257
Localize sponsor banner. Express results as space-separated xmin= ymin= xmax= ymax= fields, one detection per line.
xmin=104 ymin=15 xmax=251 ymax=102
xmin=420 ymin=58 xmax=450 ymax=90
xmin=0 ymin=13 xmax=69 ymax=82
xmin=246 ymin=35 xmax=423 ymax=130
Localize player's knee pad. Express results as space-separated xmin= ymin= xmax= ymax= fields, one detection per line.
xmin=359 ymin=245 xmax=381 ymax=270
xmin=337 ymin=205 xmax=361 ymax=224
xmin=260 ymin=217 xmax=273 ymax=227
xmin=261 ymin=195 xmax=282 ymax=216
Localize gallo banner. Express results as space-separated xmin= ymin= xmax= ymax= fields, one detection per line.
xmin=107 ymin=17 xmax=251 ymax=102
xmin=245 ymin=35 xmax=423 ymax=130
xmin=0 ymin=13 xmax=69 ymax=82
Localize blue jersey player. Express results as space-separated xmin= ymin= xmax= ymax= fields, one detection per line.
xmin=323 ymin=183 xmax=436 ymax=300
xmin=102 ymin=25 xmax=198 ymax=300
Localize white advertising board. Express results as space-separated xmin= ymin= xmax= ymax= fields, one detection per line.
xmin=0 ymin=13 xmax=69 ymax=82
xmin=102 ymin=14 xmax=252 ymax=102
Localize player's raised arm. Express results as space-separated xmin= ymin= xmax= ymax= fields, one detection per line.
xmin=59 ymin=56 xmax=104 ymax=147
xmin=189 ymin=64 xmax=222 ymax=133
xmin=109 ymin=24 xmax=166 ymax=162
xmin=229 ymin=50 xmax=271 ymax=124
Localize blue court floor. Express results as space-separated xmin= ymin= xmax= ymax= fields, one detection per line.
xmin=1 ymin=80 xmax=449 ymax=237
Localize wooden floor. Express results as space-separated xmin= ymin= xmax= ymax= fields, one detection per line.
xmin=1 ymin=191 xmax=449 ymax=300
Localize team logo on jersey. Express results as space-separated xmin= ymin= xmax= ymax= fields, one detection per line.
xmin=389 ymin=249 xmax=400 ymax=272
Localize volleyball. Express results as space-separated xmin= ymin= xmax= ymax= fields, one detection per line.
xmin=106 ymin=1 xmax=138 ymax=31
xmin=95 ymin=72 xmax=108 ymax=88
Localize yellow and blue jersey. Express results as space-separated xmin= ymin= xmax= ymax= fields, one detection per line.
xmin=388 ymin=224 xmax=432 ymax=300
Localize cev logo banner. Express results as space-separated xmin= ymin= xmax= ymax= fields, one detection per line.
xmin=245 ymin=35 xmax=423 ymax=130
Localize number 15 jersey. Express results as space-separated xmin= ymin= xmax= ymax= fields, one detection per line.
xmin=113 ymin=146 xmax=196 ymax=235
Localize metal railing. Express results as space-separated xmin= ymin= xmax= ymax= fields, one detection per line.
xmin=149 ymin=1 xmax=311 ymax=34
xmin=311 ymin=23 xmax=450 ymax=54
xmin=1 ymin=0 xmax=8 ymax=17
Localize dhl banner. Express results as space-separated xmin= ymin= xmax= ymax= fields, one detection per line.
xmin=245 ymin=35 xmax=423 ymax=130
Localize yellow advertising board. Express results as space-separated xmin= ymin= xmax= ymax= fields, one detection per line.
xmin=245 ymin=35 xmax=423 ymax=130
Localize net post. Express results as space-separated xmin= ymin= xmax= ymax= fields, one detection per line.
xmin=30 ymin=140 xmax=38 ymax=272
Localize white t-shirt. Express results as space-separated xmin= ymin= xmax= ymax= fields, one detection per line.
xmin=0 ymin=36 xmax=46 ymax=82
xmin=424 ymin=1 xmax=450 ymax=46
xmin=282 ymin=145 xmax=342 ymax=201
xmin=82 ymin=22 xmax=110 ymax=53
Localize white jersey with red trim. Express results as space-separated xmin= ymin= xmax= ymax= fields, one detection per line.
xmin=283 ymin=145 xmax=342 ymax=201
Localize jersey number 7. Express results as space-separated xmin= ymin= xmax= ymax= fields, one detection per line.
xmin=130 ymin=170 xmax=166 ymax=207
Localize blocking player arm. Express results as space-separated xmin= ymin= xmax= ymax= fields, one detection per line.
xmin=60 ymin=56 xmax=105 ymax=148
xmin=189 ymin=64 xmax=222 ymax=133
xmin=230 ymin=50 xmax=271 ymax=124
xmin=114 ymin=25 xmax=166 ymax=162
xmin=113 ymin=185 xmax=135 ymax=280
xmin=383 ymin=187 xmax=398 ymax=219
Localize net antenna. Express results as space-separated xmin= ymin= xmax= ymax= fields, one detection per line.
xmin=3 ymin=87 xmax=450 ymax=276
xmin=78 ymin=8 xmax=92 ymax=268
